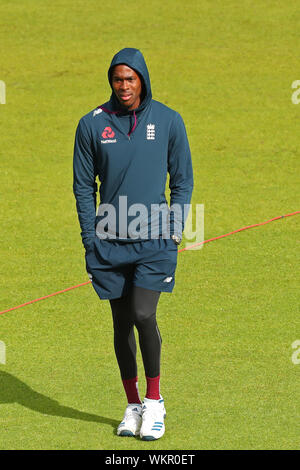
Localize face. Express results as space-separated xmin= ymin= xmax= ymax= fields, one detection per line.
xmin=111 ymin=64 xmax=142 ymax=110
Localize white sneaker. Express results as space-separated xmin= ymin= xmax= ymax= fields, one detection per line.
xmin=140 ymin=397 xmax=166 ymax=441
xmin=117 ymin=403 xmax=142 ymax=437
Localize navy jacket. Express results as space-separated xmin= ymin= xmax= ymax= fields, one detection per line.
xmin=73 ymin=48 xmax=193 ymax=251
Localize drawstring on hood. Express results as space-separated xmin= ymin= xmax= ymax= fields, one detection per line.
xmin=98 ymin=48 xmax=152 ymax=137
xmin=128 ymin=110 xmax=137 ymax=136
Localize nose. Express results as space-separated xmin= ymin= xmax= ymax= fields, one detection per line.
xmin=120 ymin=80 xmax=129 ymax=90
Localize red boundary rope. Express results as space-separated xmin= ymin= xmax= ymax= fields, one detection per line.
xmin=0 ymin=211 xmax=299 ymax=316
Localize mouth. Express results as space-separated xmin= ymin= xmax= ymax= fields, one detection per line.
xmin=119 ymin=94 xmax=132 ymax=102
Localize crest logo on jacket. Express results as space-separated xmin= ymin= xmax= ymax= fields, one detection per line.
xmin=101 ymin=126 xmax=117 ymax=144
xmin=146 ymin=123 xmax=155 ymax=140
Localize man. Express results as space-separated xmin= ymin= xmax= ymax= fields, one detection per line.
xmin=73 ymin=48 xmax=193 ymax=440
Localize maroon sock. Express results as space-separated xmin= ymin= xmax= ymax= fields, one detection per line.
xmin=145 ymin=375 xmax=160 ymax=400
xmin=122 ymin=377 xmax=142 ymax=404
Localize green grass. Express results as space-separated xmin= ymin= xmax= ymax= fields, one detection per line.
xmin=0 ymin=0 xmax=299 ymax=450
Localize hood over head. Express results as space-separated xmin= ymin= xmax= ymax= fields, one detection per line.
xmin=107 ymin=48 xmax=152 ymax=112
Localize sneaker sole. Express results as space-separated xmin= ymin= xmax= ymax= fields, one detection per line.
xmin=118 ymin=430 xmax=135 ymax=437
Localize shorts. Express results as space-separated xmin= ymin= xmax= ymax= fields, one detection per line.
xmin=85 ymin=236 xmax=178 ymax=300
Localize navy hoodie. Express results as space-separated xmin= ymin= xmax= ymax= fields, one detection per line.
xmin=73 ymin=48 xmax=193 ymax=251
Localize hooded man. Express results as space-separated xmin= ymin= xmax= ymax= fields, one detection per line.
xmin=73 ymin=48 xmax=193 ymax=441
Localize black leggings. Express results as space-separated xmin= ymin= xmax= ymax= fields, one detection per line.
xmin=109 ymin=286 xmax=161 ymax=380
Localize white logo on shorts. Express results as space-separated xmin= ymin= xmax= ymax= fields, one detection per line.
xmin=163 ymin=276 xmax=173 ymax=283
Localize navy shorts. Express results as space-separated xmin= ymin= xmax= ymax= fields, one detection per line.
xmin=85 ymin=237 xmax=178 ymax=300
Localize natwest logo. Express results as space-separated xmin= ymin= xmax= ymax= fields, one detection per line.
xmin=102 ymin=127 xmax=115 ymax=139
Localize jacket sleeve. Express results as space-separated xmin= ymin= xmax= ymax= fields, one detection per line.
xmin=167 ymin=112 xmax=194 ymax=238
xmin=73 ymin=118 xmax=97 ymax=252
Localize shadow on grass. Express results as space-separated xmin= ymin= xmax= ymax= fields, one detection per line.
xmin=0 ymin=370 xmax=119 ymax=430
